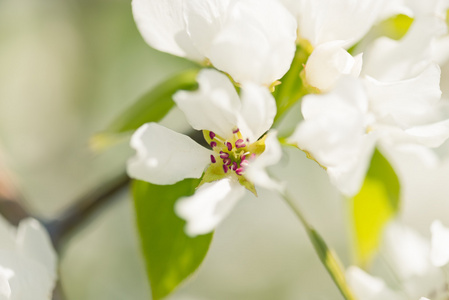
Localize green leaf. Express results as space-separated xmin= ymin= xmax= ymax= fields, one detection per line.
xmin=273 ymin=43 xmax=311 ymax=126
xmin=107 ymin=68 xmax=200 ymax=133
xmin=348 ymin=14 xmax=413 ymax=55
xmin=308 ymin=229 xmax=357 ymax=300
xmin=377 ymin=14 xmax=414 ymax=40
xmin=446 ymin=9 xmax=449 ymax=28
xmin=133 ymin=179 xmax=213 ymax=300
xmin=350 ymin=148 xmax=400 ymax=268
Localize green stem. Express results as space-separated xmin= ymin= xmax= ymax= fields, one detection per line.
xmin=273 ymin=45 xmax=310 ymax=127
xmin=280 ymin=192 xmax=357 ymax=300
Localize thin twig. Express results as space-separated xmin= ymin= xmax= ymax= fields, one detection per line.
xmin=44 ymin=129 xmax=205 ymax=248
xmin=0 ymin=196 xmax=30 ymax=225
xmin=0 ymin=161 xmax=29 ymax=225
xmin=280 ymin=192 xmax=357 ymax=300
xmin=45 ymin=173 xmax=130 ymax=250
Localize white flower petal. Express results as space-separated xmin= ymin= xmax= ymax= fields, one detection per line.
xmin=5 ymin=256 xmax=55 ymax=300
xmin=381 ymin=222 xmax=432 ymax=280
xmin=245 ymin=132 xmax=284 ymax=192
xmin=346 ymin=266 xmax=404 ymax=300
xmin=132 ymin=0 xmax=203 ymax=61
xmin=407 ymin=0 xmax=448 ymax=16
xmin=389 ymin=144 xmax=440 ymax=168
xmin=326 ymin=133 xmax=377 ymax=197
xmin=363 ymin=17 xmax=447 ymax=81
xmin=405 ymin=120 xmax=449 ymax=148
xmin=16 ymin=219 xmax=56 ymax=282
xmin=279 ymin=0 xmax=301 ymax=17
xmin=289 ymin=77 xmax=375 ymax=195
xmin=305 ymin=40 xmax=362 ymax=92
xmin=0 ymin=217 xmax=57 ymax=300
xmin=430 ymin=220 xmax=449 ymax=267
xmin=175 ymin=178 xmax=246 ymax=236
xmin=433 ymin=35 xmax=449 ymax=65
xmin=300 ymin=77 xmax=369 ymax=122
xmin=365 ymin=63 xmax=442 ymax=128
xmin=174 ymin=69 xmax=240 ymax=139
xmin=208 ymin=0 xmax=297 ymax=85
xmin=237 ymin=83 xmax=276 ymax=143
xmin=0 ymin=266 xmax=13 ymax=299
xmin=127 ymin=123 xmax=212 ymax=185
xmin=298 ymin=0 xmax=386 ymax=46
xmin=183 ymin=0 xmax=230 ymax=57
xmin=378 ymin=0 xmax=413 ymax=19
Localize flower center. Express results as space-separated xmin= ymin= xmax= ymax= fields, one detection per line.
xmin=201 ymin=128 xmax=266 ymax=195
xmin=208 ymin=128 xmax=255 ymax=176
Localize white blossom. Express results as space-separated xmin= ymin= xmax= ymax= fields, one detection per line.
xmin=289 ymin=58 xmax=449 ymax=196
xmin=346 ymin=221 xmax=449 ymax=300
xmin=128 ymin=69 xmax=282 ymax=236
xmin=280 ymin=0 xmax=387 ymax=91
xmin=132 ymin=0 xmax=297 ymax=85
xmin=0 ymin=216 xmax=57 ymax=300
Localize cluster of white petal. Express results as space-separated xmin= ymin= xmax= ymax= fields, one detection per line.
xmin=128 ymin=69 xmax=282 ymax=236
xmin=346 ymin=220 xmax=449 ymax=300
xmin=288 ymin=0 xmax=449 ymax=196
xmin=280 ymin=0 xmax=387 ymax=92
xmin=0 ymin=215 xmax=57 ymax=300
xmin=132 ymin=0 xmax=297 ymax=85
xmin=129 ymin=0 xmax=449 ymax=233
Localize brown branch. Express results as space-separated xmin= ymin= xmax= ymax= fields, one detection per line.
xmin=0 ymin=166 xmax=29 ymax=225
xmin=0 ymin=196 xmax=30 ymax=225
xmin=45 ymin=173 xmax=130 ymax=250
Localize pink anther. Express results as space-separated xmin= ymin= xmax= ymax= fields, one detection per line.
xmin=220 ymin=152 xmax=229 ymax=159
xmin=235 ymin=139 xmax=246 ymax=148
xmin=235 ymin=168 xmax=244 ymax=176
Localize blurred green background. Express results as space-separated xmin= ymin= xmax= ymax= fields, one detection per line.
xmin=1 ymin=0 xmax=449 ymax=299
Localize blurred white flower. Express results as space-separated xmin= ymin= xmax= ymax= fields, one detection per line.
xmin=283 ymin=0 xmax=386 ymax=46
xmin=430 ymin=220 xmax=449 ymax=267
xmin=363 ymin=0 xmax=449 ymax=81
xmin=132 ymin=0 xmax=297 ymax=86
xmin=346 ymin=221 xmax=449 ymax=300
xmin=288 ymin=77 xmax=376 ymax=196
xmin=281 ymin=0 xmax=386 ymax=91
xmin=288 ymin=61 xmax=449 ymax=196
xmin=128 ymin=69 xmax=282 ymax=236
xmin=304 ymin=40 xmax=363 ymax=92
xmin=0 ymin=216 xmax=57 ymax=300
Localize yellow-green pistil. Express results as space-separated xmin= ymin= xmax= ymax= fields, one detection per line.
xmin=200 ymin=128 xmax=267 ymax=195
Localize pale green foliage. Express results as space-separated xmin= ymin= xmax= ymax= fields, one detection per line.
xmin=350 ymin=149 xmax=400 ymax=268
xmin=133 ymin=179 xmax=213 ymax=300
xmin=106 ymin=69 xmax=200 ymax=134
